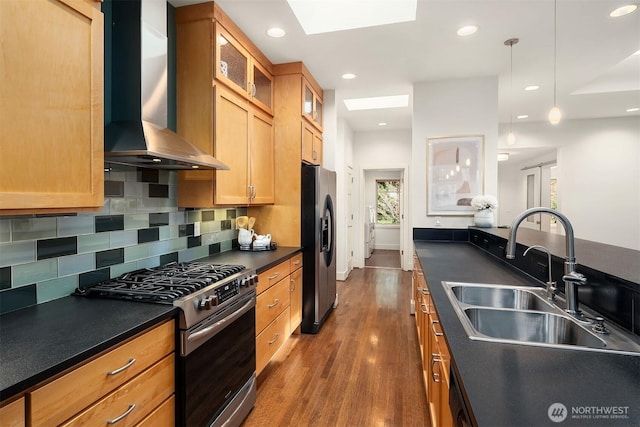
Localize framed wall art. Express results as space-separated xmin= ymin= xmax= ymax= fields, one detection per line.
xmin=426 ymin=135 xmax=484 ymax=215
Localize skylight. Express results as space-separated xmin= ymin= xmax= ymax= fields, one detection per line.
xmin=344 ymin=95 xmax=409 ymax=111
xmin=286 ymin=0 xmax=417 ymax=35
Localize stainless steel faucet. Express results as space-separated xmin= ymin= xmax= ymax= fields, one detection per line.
xmin=506 ymin=207 xmax=588 ymax=318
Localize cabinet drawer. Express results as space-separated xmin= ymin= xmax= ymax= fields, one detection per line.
xmin=256 ymin=307 xmax=290 ymax=376
xmin=257 ymin=260 xmax=290 ymax=294
xmin=30 ymin=320 xmax=174 ymax=427
xmin=61 ymin=354 xmax=174 ymax=427
xmin=135 ymin=395 xmax=174 ymax=427
xmin=0 ymin=397 xmax=24 ymax=427
xmin=256 ymin=278 xmax=290 ymax=333
xmin=290 ymin=253 xmax=302 ymax=272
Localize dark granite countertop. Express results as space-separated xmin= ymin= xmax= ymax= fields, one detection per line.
xmin=0 ymin=247 xmax=301 ymax=402
xmin=473 ymin=226 xmax=640 ymax=284
xmin=415 ymin=241 xmax=640 ymax=426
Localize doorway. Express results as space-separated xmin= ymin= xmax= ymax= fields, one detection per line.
xmin=358 ymin=167 xmax=409 ymax=270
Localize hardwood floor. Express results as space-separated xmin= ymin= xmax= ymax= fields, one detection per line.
xmin=365 ymin=249 xmax=402 ymax=269
xmin=242 ymin=268 xmax=430 ymax=427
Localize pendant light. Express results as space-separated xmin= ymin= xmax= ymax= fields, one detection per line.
xmin=548 ymin=0 xmax=562 ymax=124
xmin=504 ymin=38 xmax=519 ymax=145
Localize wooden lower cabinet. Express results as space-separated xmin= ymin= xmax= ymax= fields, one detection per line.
xmin=413 ymin=251 xmax=453 ymax=426
xmin=289 ymin=254 xmax=303 ymax=335
xmin=255 ymin=253 xmax=303 ymax=375
xmin=136 ymin=395 xmax=175 ymax=427
xmin=28 ymin=320 xmax=175 ymax=426
xmin=256 ymin=307 xmax=291 ymax=375
xmin=0 ymin=397 xmax=25 ymax=427
xmin=61 ymin=355 xmax=174 ymax=427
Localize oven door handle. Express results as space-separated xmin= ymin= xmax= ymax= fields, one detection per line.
xmin=187 ymin=298 xmax=254 ymax=344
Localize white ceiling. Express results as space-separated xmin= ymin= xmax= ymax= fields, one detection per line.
xmin=169 ymin=0 xmax=640 ymax=134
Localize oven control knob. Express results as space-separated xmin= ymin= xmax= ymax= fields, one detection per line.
xmin=198 ymin=297 xmax=212 ymax=310
xmin=240 ymin=278 xmax=249 ymax=287
xmin=250 ymin=274 xmax=258 ymax=287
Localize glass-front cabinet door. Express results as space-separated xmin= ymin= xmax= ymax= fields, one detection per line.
xmin=215 ymin=24 xmax=249 ymax=98
xmin=251 ymin=60 xmax=273 ymax=114
xmin=302 ymin=77 xmax=323 ymax=130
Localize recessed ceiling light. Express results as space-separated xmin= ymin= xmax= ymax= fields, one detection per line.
xmin=267 ymin=27 xmax=286 ymax=38
xmin=610 ymin=5 xmax=637 ymax=17
xmin=524 ymin=85 xmax=539 ymax=91
xmin=626 ymin=107 xmax=640 ymax=112
xmin=497 ymin=153 xmax=510 ymax=162
xmin=517 ymin=114 xmax=529 ymax=119
xmin=344 ymin=95 xmax=409 ymax=111
xmin=287 ymin=0 xmax=417 ymax=35
xmin=457 ymin=25 xmax=478 ymax=36
xmin=378 ymin=122 xmax=387 ymax=126
xmin=342 ymin=73 xmax=356 ymax=80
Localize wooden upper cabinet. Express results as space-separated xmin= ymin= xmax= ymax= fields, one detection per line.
xmin=176 ymin=3 xmax=274 ymax=207
xmin=0 ymin=0 xmax=104 ymax=214
xmin=215 ymin=23 xmax=273 ymax=115
xmin=302 ymin=121 xmax=323 ymax=166
xmin=302 ymin=77 xmax=323 ymax=131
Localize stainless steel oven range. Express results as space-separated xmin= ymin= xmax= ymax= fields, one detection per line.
xmin=76 ymin=262 xmax=258 ymax=427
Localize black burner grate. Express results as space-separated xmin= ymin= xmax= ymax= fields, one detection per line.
xmin=75 ymin=262 xmax=246 ymax=303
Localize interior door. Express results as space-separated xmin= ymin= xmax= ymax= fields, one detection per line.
xmin=520 ymin=167 xmax=541 ymax=230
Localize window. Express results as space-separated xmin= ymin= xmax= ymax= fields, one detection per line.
xmin=376 ymin=179 xmax=400 ymax=224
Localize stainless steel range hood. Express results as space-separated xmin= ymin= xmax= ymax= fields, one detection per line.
xmin=104 ymin=0 xmax=228 ymax=170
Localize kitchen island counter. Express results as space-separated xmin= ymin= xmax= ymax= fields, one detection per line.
xmin=0 ymin=247 xmax=301 ymax=402
xmin=415 ymin=240 xmax=640 ymax=426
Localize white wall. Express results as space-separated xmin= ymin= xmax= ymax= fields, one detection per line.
xmin=353 ymin=130 xmax=412 ymax=267
xmin=498 ymin=116 xmax=640 ymax=250
xmin=498 ymin=150 xmax=557 ymax=226
xmin=323 ymin=90 xmax=357 ymax=280
xmin=412 ymin=77 xmax=499 ymax=228
xmin=364 ymin=170 xmax=401 ymax=250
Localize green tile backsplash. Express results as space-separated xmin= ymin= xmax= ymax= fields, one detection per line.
xmin=0 ymin=166 xmax=243 ymax=314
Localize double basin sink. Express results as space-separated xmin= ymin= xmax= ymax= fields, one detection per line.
xmin=443 ymin=282 xmax=640 ymax=355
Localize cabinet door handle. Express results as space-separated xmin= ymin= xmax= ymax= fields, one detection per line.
xmin=431 ymin=354 xmax=441 ymax=383
xmin=268 ymin=333 xmax=280 ymax=345
xmin=420 ymin=303 xmax=428 ymax=314
xmin=268 ymin=298 xmax=280 ymax=308
xmin=107 ymin=403 xmax=136 ymax=424
xmin=107 ymin=358 xmax=136 ymax=376
xmin=290 ymin=278 xmax=295 ymax=292
xmin=268 ymin=272 xmax=280 ymax=280
xmin=431 ymin=319 xmax=444 ymax=336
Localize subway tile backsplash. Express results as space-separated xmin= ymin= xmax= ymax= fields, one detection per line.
xmin=0 ymin=166 xmax=244 ymax=314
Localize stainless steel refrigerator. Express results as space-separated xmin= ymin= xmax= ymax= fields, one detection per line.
xmin=301 ymin=165 xmax=337 ymax=334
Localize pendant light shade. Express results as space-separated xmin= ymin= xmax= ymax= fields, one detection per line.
xmin=504 ymin=38 xmax=519 ymax=145
xmin=548 ymin=0 xmax=561 ymax=124
xmin=548 ymin=106 xmax=562 ymax=124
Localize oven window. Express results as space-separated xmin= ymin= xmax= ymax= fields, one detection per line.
xmin=179 ymin=306 xmax=256 ymax=427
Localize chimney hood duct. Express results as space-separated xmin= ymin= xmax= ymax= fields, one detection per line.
xmin=104 ymin=0 xmax=228 ymax=171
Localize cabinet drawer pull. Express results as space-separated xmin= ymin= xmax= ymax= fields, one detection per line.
xmin=431 ymin=319 xmax=444 ymax=337
xmin=107 ymin=358 xmax=136 ymax=376
xmin=268 ymin=298 xmax=280 ymax=308
xmin=268 ymin=272 xmax=280 ymax=280
xmin=431 ymin=355 xmax=441 ymax=383
xmin=268 ymin=333 xmax=280 ymax=345
xmin=293 ymin=260 xmax=301 ymax=265
xmin=107 ymin=403 xmax=136 ymax=424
